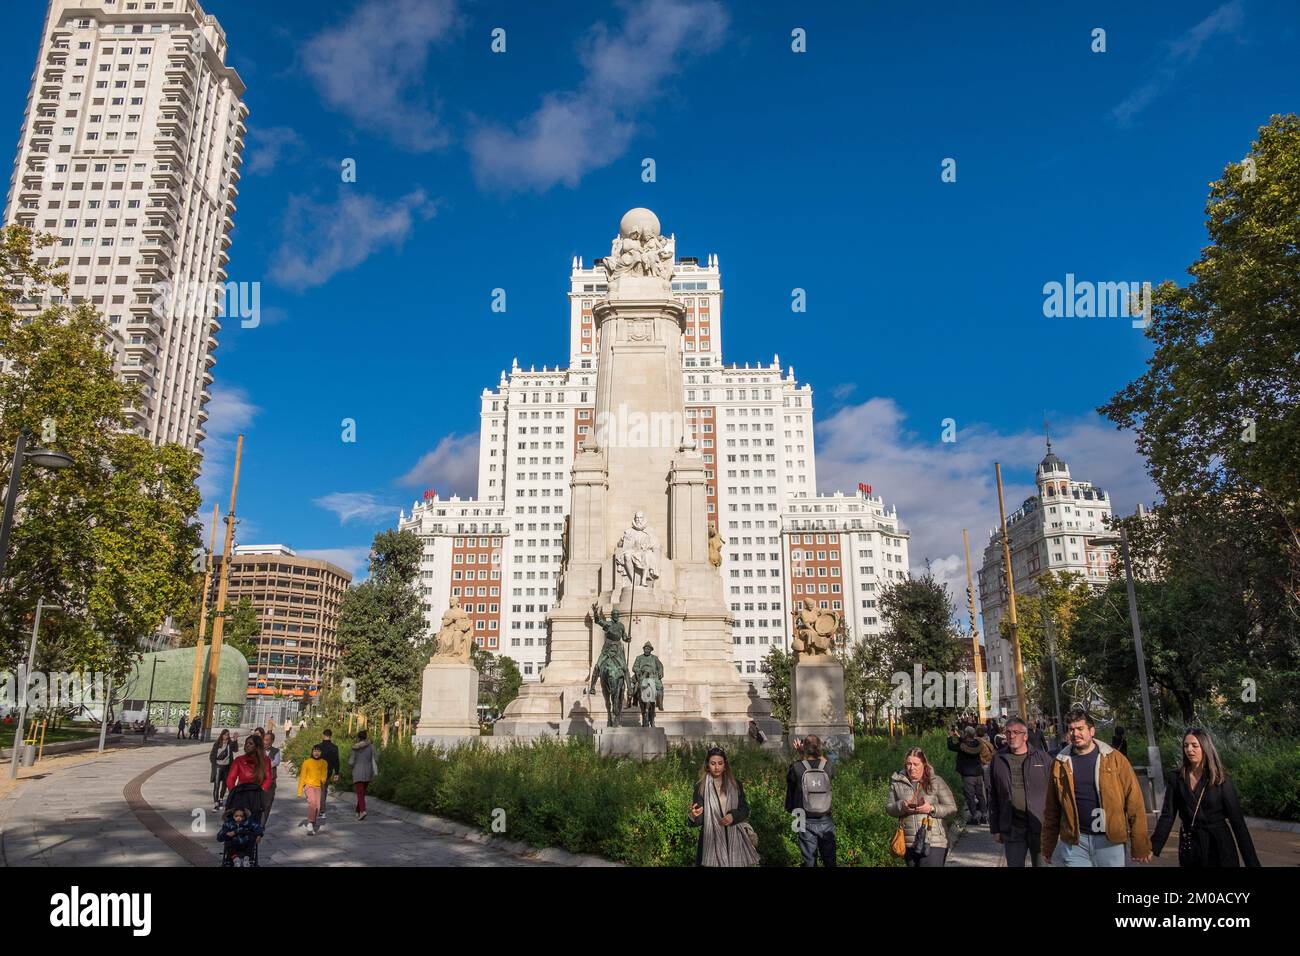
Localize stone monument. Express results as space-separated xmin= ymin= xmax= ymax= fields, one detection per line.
xmin=495 ymin=208 xmax=780 ymax=742
xmin=413 ymin=596 xmax=480 ymax=749
xmin=789 ymin=602 xmax=854 ymax=753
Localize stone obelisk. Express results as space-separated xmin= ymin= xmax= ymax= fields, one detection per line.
xmin=496 ymin=208 xmax=778 ymax=741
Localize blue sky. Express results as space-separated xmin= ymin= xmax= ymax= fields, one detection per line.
xmin=4 ymin=0 xmax=1297 ymax=594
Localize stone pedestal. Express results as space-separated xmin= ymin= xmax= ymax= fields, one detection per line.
xmin=791 ymin=657 xmax=854 ymax=754
xmin=596 ymin=725 xmax=668 ymax=760
xmin=412 ymin=659 xmax=480 ymax=750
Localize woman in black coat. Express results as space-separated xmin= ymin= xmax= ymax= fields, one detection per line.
xmin=1152 ymin=728 xmax=1260 ymax=867
xmin=687 ymin=747 xmax=755 ymax=867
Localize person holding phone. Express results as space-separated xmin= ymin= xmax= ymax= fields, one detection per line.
xmin=887 ymin=747 xmax=957 ymax=867
xmin=687 ymin=746 xmax=757 ymax=867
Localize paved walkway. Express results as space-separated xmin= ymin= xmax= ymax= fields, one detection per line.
xmin=948 ymin=812 xmax=1300 ymax=867
xmin=0 ymin=737 xmax=539 ymax=867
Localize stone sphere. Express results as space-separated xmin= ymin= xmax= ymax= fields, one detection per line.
xmin=619 ymin=207 xmax=661 ymax=239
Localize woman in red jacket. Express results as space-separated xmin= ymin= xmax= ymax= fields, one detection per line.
xmin=225 ymin=734 xmax=272 ymax=821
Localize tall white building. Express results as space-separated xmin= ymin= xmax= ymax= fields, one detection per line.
xmin=977 ymin=442 xmax=1118 ymax=714
xmin=400 ymin=237 xmax=910 ymax=689
xmin=3 ymin=0 xmax=247 ymax=452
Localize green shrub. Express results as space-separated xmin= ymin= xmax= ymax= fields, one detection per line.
xmin=287 ymin=729 xmax=970 ymax=866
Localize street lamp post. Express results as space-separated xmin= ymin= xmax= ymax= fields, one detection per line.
xmin=8 ymin=597 xmax=59 ymax=779
xmin=1092 ymin=529 xmax=1165 ymax=808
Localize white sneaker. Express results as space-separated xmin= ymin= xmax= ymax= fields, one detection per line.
xmin=305 ymin=822 xmax=315 ymax=835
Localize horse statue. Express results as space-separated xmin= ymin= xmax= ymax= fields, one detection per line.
xmin=589 ymin=604 xmax=630 ymax=727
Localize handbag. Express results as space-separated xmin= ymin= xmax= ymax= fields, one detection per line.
xmin=911 ymin=817 xmax=931 ymax=857
xmin=736 ymin=820 xmax=759 ymax=850
xmin=1177 ymin=782 xmax=1207 ymax=866
xmin=890 ymin=782 xmax=923 ymax=858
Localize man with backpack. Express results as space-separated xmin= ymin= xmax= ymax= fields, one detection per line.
xmin=785 ymin=734 xmax=836 ymax=866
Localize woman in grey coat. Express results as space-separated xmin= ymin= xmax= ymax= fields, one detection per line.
xmin=887 ymin=747 xmax=958 ymax=867
xmin=347 ymin=729 xmax=379 ymax=820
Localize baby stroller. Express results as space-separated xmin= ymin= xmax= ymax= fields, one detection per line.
xmin=217 ymin=805 xmax=264 ymax=867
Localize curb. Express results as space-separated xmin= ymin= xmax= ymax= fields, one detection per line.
xmin=0 ymin=735 xmax=123 ymax=761
xmin=362 ymin=795 xmax=622 ymax=867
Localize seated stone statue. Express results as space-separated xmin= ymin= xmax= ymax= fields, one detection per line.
xmin=432 ymin=596 xmax=474 ymax=662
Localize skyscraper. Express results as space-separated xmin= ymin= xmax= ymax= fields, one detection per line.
xmin=3 ymin=0 xmax=246 ymax=453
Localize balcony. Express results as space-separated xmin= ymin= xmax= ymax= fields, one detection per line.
xmin=202 ymin=368 xmax=214 ymax=386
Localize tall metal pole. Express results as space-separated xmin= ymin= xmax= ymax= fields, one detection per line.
xmin=200 ymin=435 xmax=243 ymax=736
xmin=143 ymin=658 xmax=158 ymax=740
xmin=188 ymin=502 xmax=219 ymax=718
xmin=9 ymin=596 xmax=46 ymax=779
xmin=962 ymin=529 xmax=987 ymax=722
xmin=97 ymin=675 xmax=113 ymax=753
xmin=1120 ymin=528 xmax=1165 ymax=807
xmin=0 ymin=429 xmax=30 ymax=584
xmin=994 ymin=464 xmax=1027 ymax=719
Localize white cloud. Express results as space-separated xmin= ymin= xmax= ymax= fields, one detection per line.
xmin=269 ymin=188 xmax=436 ymax=291
xmin=468 ymin=0 xmax=728 ymax=193
xmin=398 ymin=433 xmax=479 ymax=498
xmin=245 ymin=126 xmax=304 ymax=176
xmin=814 ymin=398 xmax=1158 ymax=620
xmin=313 ymin=491 xmax=401 ymax=525
xmin=299 ymin=545 xmax=373 ymax=581
xmin=1112 ymin=1 xmax=1244 ymax=127
xmin=302 ymin=0 xmax=460 ymax=151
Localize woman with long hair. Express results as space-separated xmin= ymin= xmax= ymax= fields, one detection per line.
xmin=1152 ymin=728 xmax=1260 ymax=867
xmin=887 ymin=747 xmax=958 ymax=867
xmin=687 ymin=746 xmax=758 ymax=867
xmin=225 ymin=733 xmax=272 ymax=823
xmin=209 ymin=729 xmax=235 ymax=810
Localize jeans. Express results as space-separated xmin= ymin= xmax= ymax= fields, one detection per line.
xmin=1004 ymin=819 xmax=1044 ymax=867
xmin=960 ymin=774 xmax=986 ymax=822
xmin=797 ymin=815 xmax=836 ymax=867
xmin=1053 ymin=832 xmax=1126 ymax=867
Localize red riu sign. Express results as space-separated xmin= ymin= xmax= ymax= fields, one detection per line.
xmin=857 ymin=482 xmax=873 ymax=495
xmin=423 ymin=489 xmax=438 ymax=500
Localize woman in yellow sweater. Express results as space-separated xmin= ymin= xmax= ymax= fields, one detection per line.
xmin=297 ymin=744 xmax=329 ymax=835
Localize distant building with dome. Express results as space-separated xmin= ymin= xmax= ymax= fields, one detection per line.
xmin=976 ymin=440 xmax=1119 ymax=715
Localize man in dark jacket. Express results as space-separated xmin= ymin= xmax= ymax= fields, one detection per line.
xmin=316 ymin=729 xmax=340 ymax=821
xmin=784 ymin=734 xmax=835 ymax=866
xmin=1027 ymin=720 xmax=1050 ymax=753
xmin=948 ymin=726 xmax=988 ymax=824
xmin=988 ymin=716 xmax=1053 ymax=866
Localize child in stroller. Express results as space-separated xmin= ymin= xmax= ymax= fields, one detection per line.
xmin=217 ymin=806 xmax=264 ymax=867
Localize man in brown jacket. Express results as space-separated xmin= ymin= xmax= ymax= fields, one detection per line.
xmin=1041 ymin=707 xmax=1151 ymax=866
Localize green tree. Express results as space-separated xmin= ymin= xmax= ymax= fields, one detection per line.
xmin=880 ymin=571 xmax=962 ymax=730
xmin=336 ymin=529 xmax=428 ymax=724
xmin=999 ymin=571 xmax=1091 ymax=723
xmin=1097 ymin=115 xmax=1300 ymax=732
xmin=474 ymin=650 xmax=522 ymax=717
xmin=759 ymin=647 xmax=795 ymax=732
xmin=840 ymin=634 xmax=899 ymax=734
xmin=0 ymin=226 xmax=201 ymax=679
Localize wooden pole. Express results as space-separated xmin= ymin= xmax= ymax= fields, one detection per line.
xmin=188 ymin=502 xmax=220 ymax=718
xmin=994 ymin=463 xmax=1027 ymax=719
xmin=962 ymin=529 xmax=988 ymax=722
xmin=200 ymin=435 xmax=244 ymax=735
